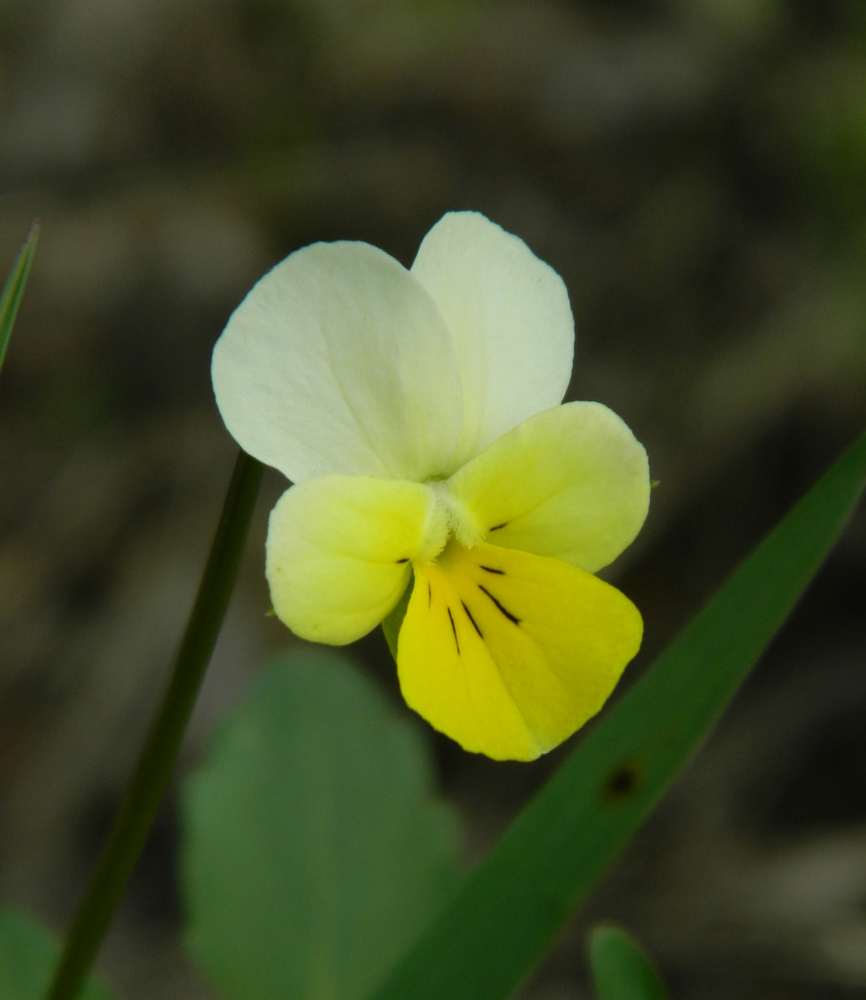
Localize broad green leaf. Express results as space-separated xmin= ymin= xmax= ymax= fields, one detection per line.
xmin=0 ymin=223 xmax=39 ymax=378
xmin=588 ymin=925 xmax=669 ymax=1000
xmin=0 ymin=910 xmax=113 ymax=1000
xmin=181 ymin=650 xmax=460 ymax=1000
xmin=369 ymin=430 xmax=866 ymax=1000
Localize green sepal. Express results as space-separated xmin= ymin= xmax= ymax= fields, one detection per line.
xmin=382 ymin=576 xmax=413 ymax=661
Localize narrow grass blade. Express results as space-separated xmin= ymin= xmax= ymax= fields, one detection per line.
xmin=0 ymin=223 xmax=39 ymax=378
xmin=588 ymin=925 xmax=669 ymax=1000
xmin=0 ymin=911 xmax=112 ymax=1000
xmin=45 ymin=450 xmax=262 ymax=1000
xmin=369 ymin=430 xmax=866 ymax=1000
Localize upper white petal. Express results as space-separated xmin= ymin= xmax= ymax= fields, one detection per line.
xmin=212 ymin=241 xmax=463 ymax=483
xmin=411 ymin=211 xmax=574 ymax=471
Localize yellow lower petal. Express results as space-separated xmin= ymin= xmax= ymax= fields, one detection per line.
xmin=397 ymin=540 xmax=642 ymax=761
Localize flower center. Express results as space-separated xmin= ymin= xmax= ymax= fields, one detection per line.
xmin=416 ymin=479 xmax=483 ymax=564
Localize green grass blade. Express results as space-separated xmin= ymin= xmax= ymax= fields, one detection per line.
xmin=46 ymin=450 xmax=262 ymax=1000
xmin=588 ymin=925 xmax=669 ymax=1000
xmin=0 ymin=222 xmax=39 ymax=378
xmin=0 ymin=911 xmax=113 ymax=1000
xmin=369 ymin=430 xmax=866 ymax=1000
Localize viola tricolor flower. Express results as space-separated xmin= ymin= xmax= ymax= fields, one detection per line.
xmin=212 ymin=212 xmax=649 ymax=761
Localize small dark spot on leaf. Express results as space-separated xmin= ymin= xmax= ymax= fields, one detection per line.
xmin=480 ymin=565 xmax=505 ymax=575
xmin=395 ymin=558 xmax=408 ymax=564
xmin=602 ymin=761 xmax=643 ymax=802
xmin=489 ymin=522 xmax=508 ymax=531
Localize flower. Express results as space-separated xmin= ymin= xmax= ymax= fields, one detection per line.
xmin=212 ymin=211 xmax=649 ymax=761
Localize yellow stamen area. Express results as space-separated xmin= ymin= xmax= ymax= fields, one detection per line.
xmin=397 ymin=539 xmax=643 ymax=761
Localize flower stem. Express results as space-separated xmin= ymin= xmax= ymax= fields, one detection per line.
xmin=45 ymin=448 xmax=263 ymax=1000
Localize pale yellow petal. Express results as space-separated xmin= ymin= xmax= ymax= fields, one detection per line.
xmin=397 ymin=541 xmax=642 ymax=761
xmin=266 ymin=475 xmax=445 ymax=645
xmin=446 ymin=401 xmax=650 ymax=573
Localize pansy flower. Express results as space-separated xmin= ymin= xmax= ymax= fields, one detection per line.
xmin=212 ymin=212 xmax=649 ymax=761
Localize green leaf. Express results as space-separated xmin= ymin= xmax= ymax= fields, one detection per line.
xmin=181 ymin=650 xmax=460 ymax=1000
xmin=369 ymin=430 xmax=866 ymax=1000
xmin=0 ymin=223 xmax=39 ymax=378
xmin=381 ymin=577 xmax=412 ymax=661
xmin=588 ymin=925 xmax=669 ymax=1000
xmin=0 ymin=910 xmax=113 ymax=1000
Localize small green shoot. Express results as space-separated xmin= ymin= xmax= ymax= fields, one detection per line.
xmin=588 ymin=924 xmax=669 ymax=1000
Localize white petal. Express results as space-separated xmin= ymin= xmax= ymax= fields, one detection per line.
xmin=411 ymin=212 xmax=573 ymax=470
xmin=212 ymin=241 xmax=463 ymax=483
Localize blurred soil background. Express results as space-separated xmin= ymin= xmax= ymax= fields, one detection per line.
xmin=1 ymin=0 xmax=865 ymax=997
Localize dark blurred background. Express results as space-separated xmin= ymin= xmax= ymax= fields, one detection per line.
xmin=1 ymin=0 xmax=865 ymax=997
